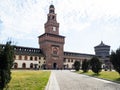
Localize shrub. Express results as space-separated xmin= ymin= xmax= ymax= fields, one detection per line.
xmin=74 ymin=61 xmax=80 ymax=71
xmin=90 ymin=57 xmax=102 ymax=74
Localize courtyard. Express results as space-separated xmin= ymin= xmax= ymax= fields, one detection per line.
xmin=46 ymin=70 xmax=120 ymax=90
xmin=5 ymin=70 xmax=120 ymax=90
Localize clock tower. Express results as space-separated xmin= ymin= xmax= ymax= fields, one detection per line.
xmin=38 ymin=4 xmax=65 ymax=69
xmin=44 ymin=4 xmax=59 ymax=35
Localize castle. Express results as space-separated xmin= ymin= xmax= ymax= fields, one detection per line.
xmin=0 ymin=4 xmax=110 ymax=69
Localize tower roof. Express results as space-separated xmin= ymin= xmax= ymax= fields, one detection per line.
xmin=50 ymin=4 xmax=54 ymax=8
xmin=94 ymin=41 xmax=110 ymax=48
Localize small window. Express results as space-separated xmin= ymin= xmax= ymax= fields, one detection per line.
xmin=19 ymin=55 xmax=22 ymax=60
xmin=35 ymin=57 xmax=37 ymax=61
xmin=71 ymin=59 xmax=73 ymax=62
xmin=25 ymin=56 xmax=28 ymax=60
xmin=39 ymin=57 xmax=41 ymax=60
xmin=30 ymin=56 xmax=33 ymax=60
xmin=68 ymin=59 xmax=70 ymax=62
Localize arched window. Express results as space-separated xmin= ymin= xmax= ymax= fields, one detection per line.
xmin=30 ymin=63 xmax=33 ymax=68
xmin=68 ymin=59 xmax=70 ymax=62
xmin=14 ymin=63 xmax=18 ymax=69
xmin=19 ymin=55 xmax=22 ymax=60
xmin=22 ymin=63 xmax=26 ymax=68
xmin=35 ymin=57 xmax=37 ymax=61
xmin=30 ymin=56 xmax=33 ymax=60
xmin=71 ymin=59 xmax=73 ymax=62
xmin=24 ymin=56 xmax=28 ymax=60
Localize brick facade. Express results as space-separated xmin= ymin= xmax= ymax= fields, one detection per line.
xmin=38 ymin=5 xmax=65 ymax=69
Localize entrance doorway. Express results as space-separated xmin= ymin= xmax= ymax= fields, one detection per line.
xmin=53 ymin=63 xmax=57 ymax=69
xmin=14 ymin=63 xmax=18 ymax=69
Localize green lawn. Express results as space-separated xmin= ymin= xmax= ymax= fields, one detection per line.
xmin=77 ymin=70 xmax=120 ymax=83
xmin=5 ymin=70 xmax=50 ymax=90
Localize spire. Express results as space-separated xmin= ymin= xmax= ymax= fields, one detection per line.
xmin=95 ymin=41 xmax=110 ymax=47
xmin=101 ymin=41 xmax=104 ymax=45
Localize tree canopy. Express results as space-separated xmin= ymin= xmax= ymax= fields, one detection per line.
xmin=110 ymin=48 xmax=120 ymax=74
xmin=82 ymin=59 xmax=89 ymax=72
xmin=74 ymin=61 xmax=80 ymax=71
xmin=90 ymin=56 xmax=102 ymax=74
xmin=0 ymin=41 xmax=14 ymax=90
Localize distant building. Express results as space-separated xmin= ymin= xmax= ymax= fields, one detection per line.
xmin=0 ymin=4 xmax=111 ymax=69
xmin=94 ymin=41 xmax=111 ymax=68
xmin=94 ymin=41 xmax=110 ymax=58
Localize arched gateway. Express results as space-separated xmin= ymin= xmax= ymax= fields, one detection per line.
xmin=53 ymin=63 xmax=57 ymax=69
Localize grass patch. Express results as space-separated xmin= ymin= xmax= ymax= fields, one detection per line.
xmin=5 ymin=70 xmax=50 ymax=90
xmin=77 ymin=70 xmax=120 ymax=83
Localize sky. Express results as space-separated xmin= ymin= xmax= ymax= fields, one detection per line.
xmin=0 ymin=0 xmax=120 ymax=54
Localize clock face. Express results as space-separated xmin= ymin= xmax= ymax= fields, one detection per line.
xmin=53 ymin=27 xmax=56 ymax=31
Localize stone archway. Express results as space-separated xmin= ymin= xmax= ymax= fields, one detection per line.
xmin=22 ymin=63 xmax=26 ymax=69
xmin=14 ymin=63 xmax=18 ymax=69
xmin=30 ymin=63 xmax=33 ymax=69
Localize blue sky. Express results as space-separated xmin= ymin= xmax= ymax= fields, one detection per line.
xmin=0 ymin=0 xmax=120 ymax=54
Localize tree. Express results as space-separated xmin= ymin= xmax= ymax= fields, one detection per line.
xmin=74 ymin=61 xmax=80 ymax=71
xmin=0 ymin=41 xmax=14 ymax=90
xmin=90 ymin=56 xmax=102 ymax=74
xmin=82 ymin=59 xmax=89 ymax=72
xmin=110 ymin=48 xmax=120 ymax=74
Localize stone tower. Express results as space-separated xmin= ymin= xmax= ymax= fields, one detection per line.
xmin=94 ymin=41 xmax=111 ymax=67
xmin=38 ymin=4 xmax=65 ymax=69
xmin=94 ymin=41 xmax=110 ymax=58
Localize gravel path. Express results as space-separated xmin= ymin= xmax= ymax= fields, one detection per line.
xmin=53 ymin=70 xmax=120 ymax=90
